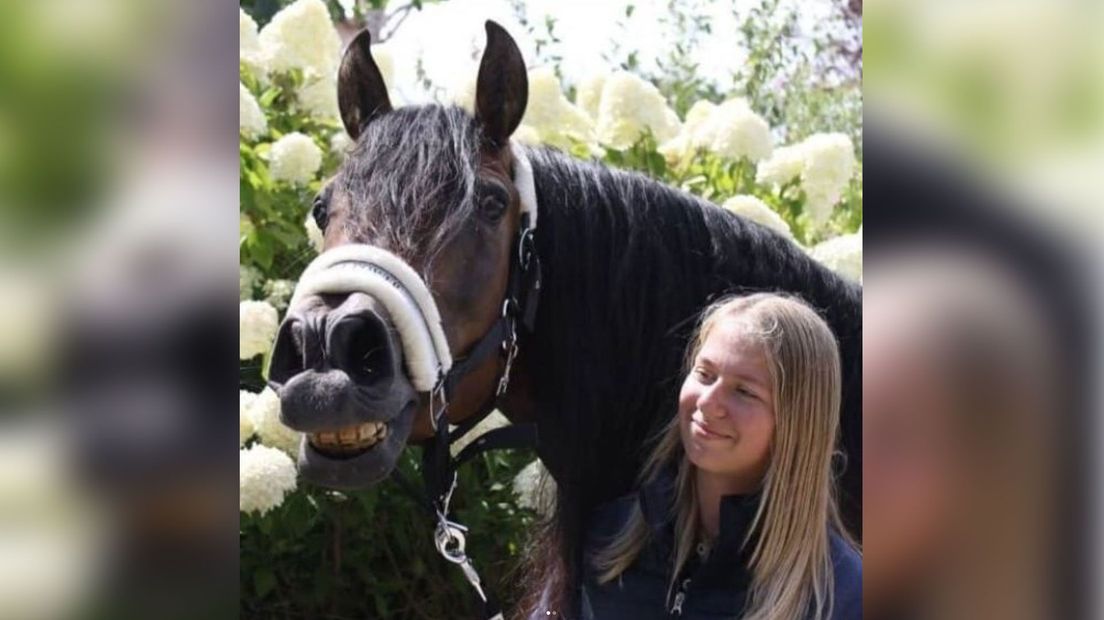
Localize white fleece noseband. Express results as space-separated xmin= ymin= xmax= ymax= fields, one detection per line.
xmin=289 ymin=143 xmax=537 ymax=392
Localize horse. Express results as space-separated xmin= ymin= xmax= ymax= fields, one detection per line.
xmin=267 ymin=21 xmax=861 ymax=617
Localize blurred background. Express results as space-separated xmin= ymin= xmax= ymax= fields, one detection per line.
xmin=863 ymin=1 xmax=1101 ymax=619
xmin=0 ymin=0 xmax=1098 ymax=618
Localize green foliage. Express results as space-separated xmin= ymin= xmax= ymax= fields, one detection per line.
xmin=239 ymin=66 xmax=339 ymax=277
xmin=240 ymin=449 xmax=536 ymax=619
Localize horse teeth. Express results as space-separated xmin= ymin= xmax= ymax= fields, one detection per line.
xmin=310 ymin=422 xmax=388 ymax=453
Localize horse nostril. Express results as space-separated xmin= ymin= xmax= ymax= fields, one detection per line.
xmin=268 ymin=319 xmax=307 ymax=387
xmin=327 ymin=312 xmax=396 ymax=388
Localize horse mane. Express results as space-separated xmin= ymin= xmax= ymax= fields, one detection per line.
xmin=337 ymin=105 xmax=481 ymax=269
xmin=517 ymin=145 xmax=862 ymax=614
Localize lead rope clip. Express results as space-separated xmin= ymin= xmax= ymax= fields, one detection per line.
xmin=497 ymin=300 xmax=519 ymax=397
xmin=434 ymin=517 xmax=490 ymax=603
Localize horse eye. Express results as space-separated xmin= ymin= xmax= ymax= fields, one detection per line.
xmin=479 ymin=193 xmax=507 ymax=220
xmin=312 ymin=198 xmax=329 ymax=230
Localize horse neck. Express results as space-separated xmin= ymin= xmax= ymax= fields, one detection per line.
xmin=519 ymin=147 xmax=860 ymax=499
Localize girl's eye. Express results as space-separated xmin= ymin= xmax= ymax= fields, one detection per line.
xmin=736 ymin=387 xmax=759 ymax=401
xmin=312 ymin=198 xmax=329 ymax=230
xmin=693 ymin=367 xmax=715 ymax=383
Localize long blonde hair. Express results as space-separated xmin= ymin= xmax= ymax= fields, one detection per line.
xmin=594 ymin=293 xmax=852 ymax=619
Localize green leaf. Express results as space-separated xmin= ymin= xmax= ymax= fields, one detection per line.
xmin=251 ymin=237 xmax=274 ymax=271
xmin=254 ymin=566 xmax=277 ymax=598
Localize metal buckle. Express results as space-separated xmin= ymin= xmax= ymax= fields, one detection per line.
xmin=497 ymin=340 xmax=518 ymax=397
xmin=497 ymin=300 xmax=519 ymax=397
xmin=518 ymin=226 xmax=535 ymax=270
xmin=429 ymin=379 xmax=448 ymax=432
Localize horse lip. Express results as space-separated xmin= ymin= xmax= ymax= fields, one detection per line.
xmin=276 ymin=370 xmax=415 ymax=434
xmin=296 ymin=399 xmax=416 ymax=489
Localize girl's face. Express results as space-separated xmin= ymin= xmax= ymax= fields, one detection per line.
xmin=678 ymin=320 xmax=775 ymax=489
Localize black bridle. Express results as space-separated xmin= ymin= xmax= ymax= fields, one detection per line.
xmin=392 ymin=211 xmax=542 ymax=619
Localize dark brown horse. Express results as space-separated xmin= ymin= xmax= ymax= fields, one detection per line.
xmin=268 ymin=21 xmax=861 ymax=616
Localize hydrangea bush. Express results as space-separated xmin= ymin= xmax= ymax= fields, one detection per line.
xmin=240 ymin=1 xmax=861 ymax=616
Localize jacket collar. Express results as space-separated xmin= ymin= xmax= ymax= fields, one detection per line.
xmin=637 ymin=463 xmax=763 ymax=576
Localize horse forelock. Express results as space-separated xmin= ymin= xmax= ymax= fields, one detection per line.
xmin=336 ymin=105 xmax=480 ymax=271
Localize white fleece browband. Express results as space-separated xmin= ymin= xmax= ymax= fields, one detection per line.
xmin=288 ymin=143 xmax=536 ymax=392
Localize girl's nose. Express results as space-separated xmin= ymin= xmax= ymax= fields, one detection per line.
xmin=697 ymin=384 xmax=728 ymax=419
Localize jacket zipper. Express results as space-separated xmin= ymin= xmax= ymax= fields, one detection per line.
xmin=669 ymin=578 xmax=692 ymax=616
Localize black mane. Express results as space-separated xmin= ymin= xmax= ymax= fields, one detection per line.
xmin=519 ymin=145 xmax=862 ymax=610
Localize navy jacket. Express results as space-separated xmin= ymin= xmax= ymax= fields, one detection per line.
xmin=576 ymin=469 xmax=861 ymax=619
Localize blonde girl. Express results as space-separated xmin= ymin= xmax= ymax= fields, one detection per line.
xmin=579 ymin=293 xmax=860 ymax=619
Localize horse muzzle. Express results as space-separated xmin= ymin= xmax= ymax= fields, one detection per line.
xmin=268 ymin=291 xmax=418 ymax=489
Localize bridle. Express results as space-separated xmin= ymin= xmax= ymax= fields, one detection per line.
xmin=288 ymin=143 xmax=542 ymax=619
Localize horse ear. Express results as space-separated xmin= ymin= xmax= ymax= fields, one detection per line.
xmin=475 ymin=21 xmax=528 ymax=150
xmin=338 ymin=29 xmax=392 ymax=141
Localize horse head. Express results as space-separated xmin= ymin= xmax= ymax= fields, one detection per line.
xmin=268 ymin=22 xmax=531 ymax=490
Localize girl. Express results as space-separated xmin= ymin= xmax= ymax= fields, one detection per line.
xmin=580 ymin=293 xmax=860 ymax=619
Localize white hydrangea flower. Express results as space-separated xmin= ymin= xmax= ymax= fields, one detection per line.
xmin=305 ymin=212 xmax=325 ymax=251
xmin=263 ymin=279 xmax=296 ymax=311
xmin=268 ymin=132 xmax=322 ymax=186
xmin=240 ymin=265 xmax=262 ymax=300
xmin=756 ymin=143 xmax=805 ymax=186
xmin=258 ymin=0 xmax=341 ymax=78
xmin=658 ymin=100 xmax=716 ymax=162
xmin=330 ymin=130 xmax=353 ymax=158
xmin=370 ymin=43 xmax=395 ymax=92
xmin=240 ymin=390 xmax=258 ymax=446
xmin=809 ymin=231 xmax=862 ymax=282
xmin=757 ymin=133 xmax=857 ymax=227
xmin=661 ymin=99 xmax=771 ymax=163
xmin=575 ymin=72 xmax=607 ymax=119
xmin=799 ymin=133 xmax=856 ymax=226
xmin=755 ymin=132 xmax=856 ymax=227
xmin=296 ymin=73 xmax=339 ymax=120
xmin=721 ymin=195 xmax=793 ymax=240
xmin=239 ymin=9 xmax=264 ymax=72
xmin=240 ymin=444 xmax=298 ymax=515
xmin=520 ymin=67 xmax=595 ymax=149
xmin=249 ymin=387 xmax=303 ymax=456
xmin=239 ymin=83 xmax=268 ymax=139
xmin=447 ymin=66 xmax=479 ymax=114
xmin=511 ymin=124 xmax=541 ymax=145
xmin=513 ymin=459 xmax=554 ymax=514
xmin=699 ymin=99 xmax=772 ymax=162
xmin=240 ymin=300 xmax=279 ymax=360
xmin=450 ymin=410 xmax=510 ymax=457
xmin=595 ymin=71 xmax=681 ymax=150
